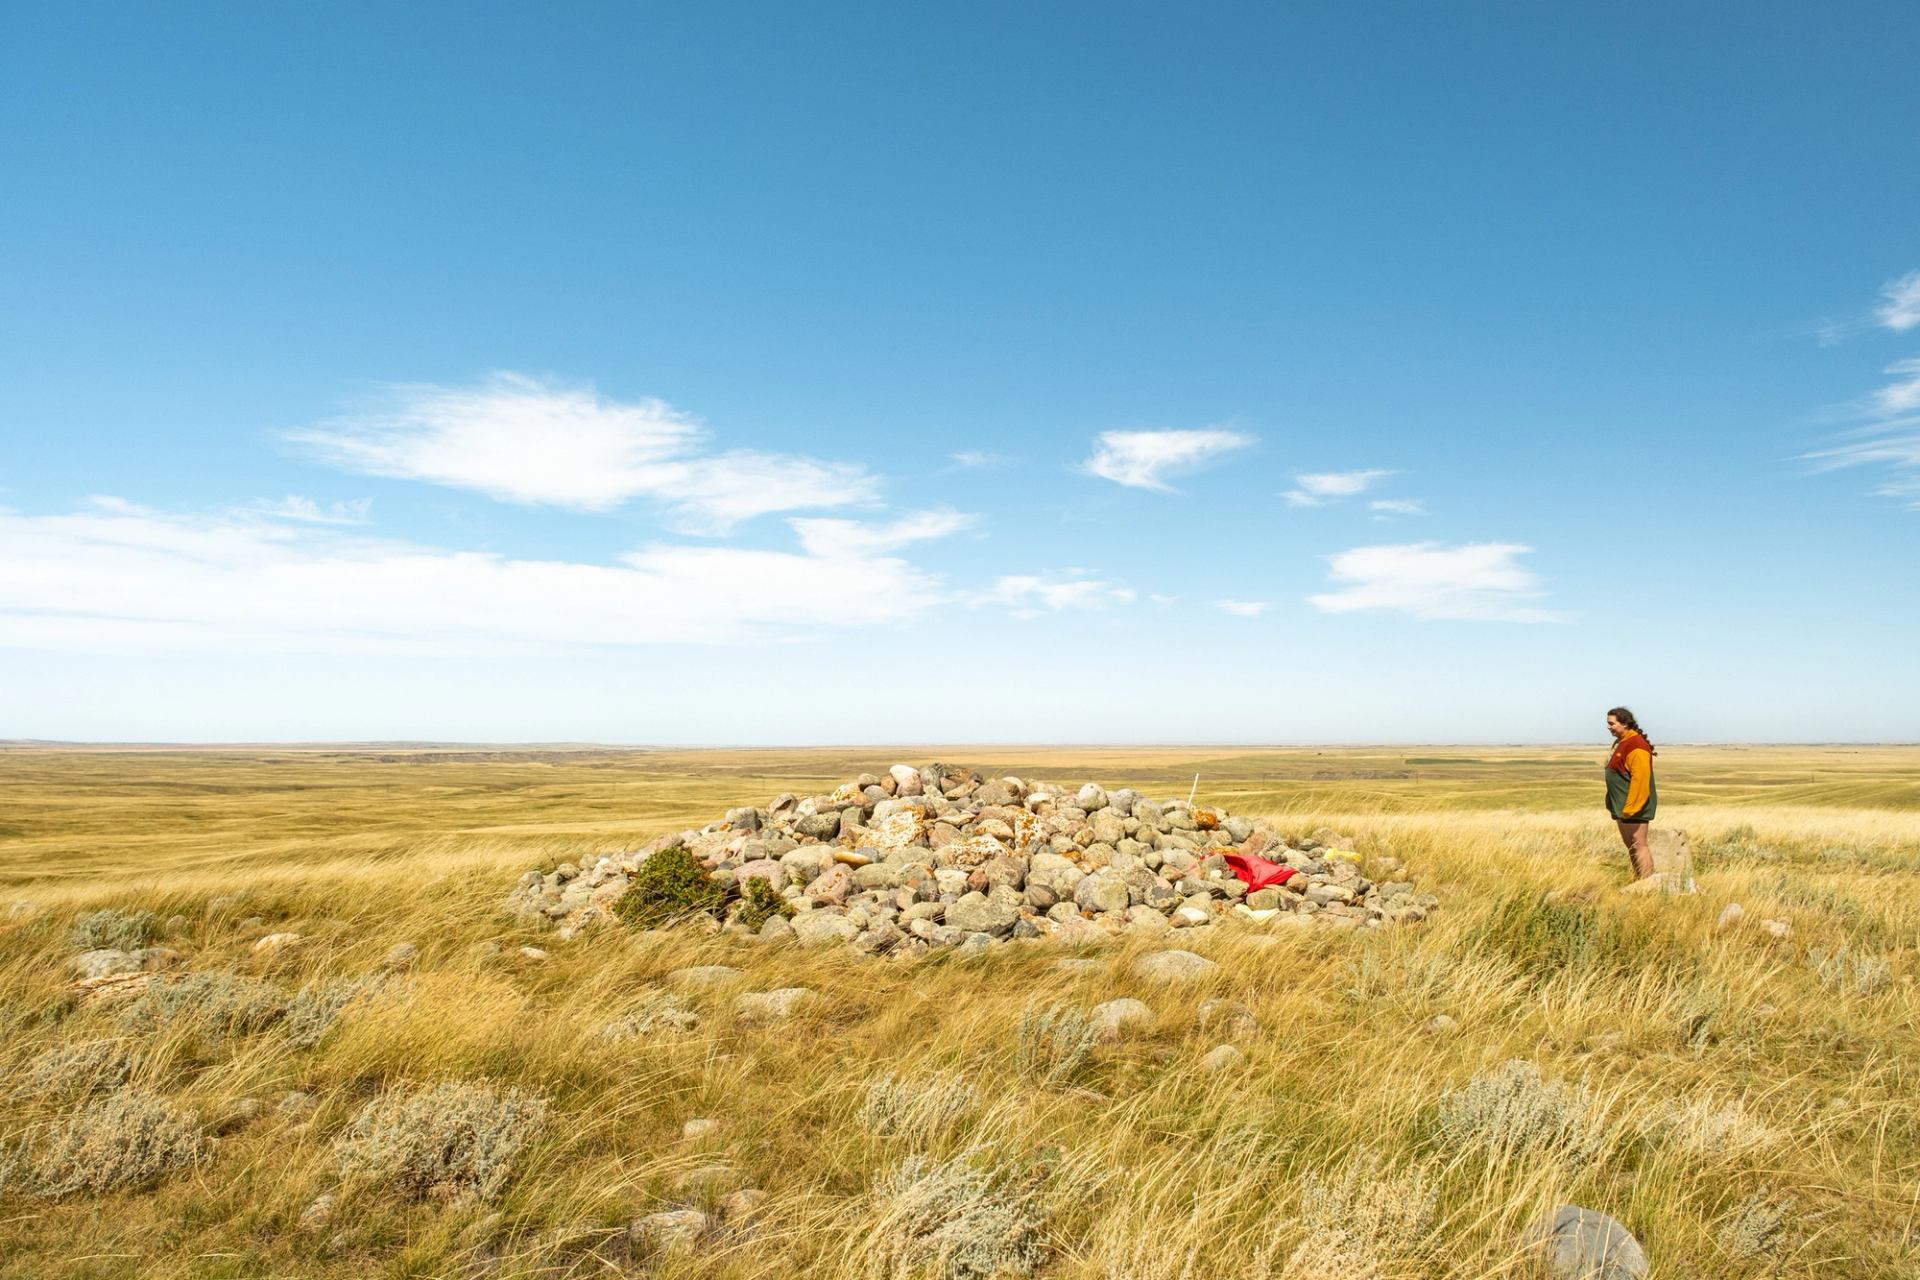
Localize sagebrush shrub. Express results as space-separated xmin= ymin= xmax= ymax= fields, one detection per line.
xmin=1016 ymin=1004 xmax=1100 ymax=1086
xmin=612 ymin=845 xmax=723 ymax=929
xmin=118 ymin=972 xmax=287 ymax=1037
xmin=868 ymin=1148 xmax=1045 ymax=1280
xmin=6 ymin=1038 xmax=137 ymax=1102
xmin=1808 ymin=944 xmax=1892 ymax=997
xmin=335 ymin=1081 xmax=549 ymax=1202
xmin=1718 ymin=1189 xmax=1791 ymax=1262
xmin=282 ymin=976 xmax=379 ymax=1049
xmin=1644 ymin=1094 xmax=1775 ymax=1156
xmin=1297 ymin=1147 xmax=1437 ymax=1262
xmin=860 ymin=1071 xmax=976 ymax=1140
xmin=1436 ymin=1060 xmax=1604 ymax=1164
xmin=2 ymin=1090 xmax=201 ymax=1197
xmin=67 ymin=909 xmax=155 ymax=952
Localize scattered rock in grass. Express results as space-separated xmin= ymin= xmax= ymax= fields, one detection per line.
xmin=1716 ymin=903 xmax=1744 ymax=930
xmin=1198 ymin=999 xmax=1259 ymax=1040
xmin=601 ymin=990 xmax=700 ymax=1039
xmin=1425 ymin=1014 xmax=1459 ymax=1034
xmin=1132 ymin=950 xmax=1219 ymax=984
xmin=1520 ymin=1204 xmax=1649 ymax=1280
xmin=297 ymin=1193 xmax=337 ymax=1233
xmin=250 ymin=932 xmax=303 ymax=956
xmin=68 ymin=971 xmax=157 ymax=1005
xmin=682 ymin=1117 xmax=718 ymax=1140
xmin=517 ymin=946 xmax=549 ymax=961
xmin=1090 ymin=997 xmax=1153 ymax=1041
xmin=1200 ymin=1044 xmax=1247 ymax=1072
xmin=668 ymin=964 xmax=743 ymax=989
xmin=735 ymin=987 xmax=815 ymax=1022
xmin=718 ymin=1187 xmax=767 ymax=1222
xmin=631 ymin=1209 xmax=708 ymax=1253
xmin=508 ymin=766 xmax=1434 ymax=953
xmin=1760 ymin=919 xmax=1790 ymax=939
xmin=382 ymin=942 xmax=419 ymax=971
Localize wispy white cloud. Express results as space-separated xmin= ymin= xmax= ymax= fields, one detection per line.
xmin=286 ymin=372 xmax=879 ymax=533
xmin=1213 ymin=599 xmax=1269 ymax=617
xmin=1878 ymin=270 xmax=1920 ymax=332
xmin=1803 ymin=342 xmax=1920 ymax=507
xmin=948 ymin=450 xmax=1005 ymax=469
xmin=1307 ymin=542 xmax=1560 ymax=622
xmin=786 ymin=509 xmax=977 ymax=558
xmin=0 ymin=499 xmax=947 ymax=655
xmin=1081 ymin=429 xmax=1254 ymax=491
xmin=244 ymin=495 xmax=372 ymax=525
xmin=974 ymin=574 xmax=1136 ymax=617
xmin=1369 ymin=498 xmax=1426 ymax=518
xmin=1284 ymin=469 xmax=1393 ymax=507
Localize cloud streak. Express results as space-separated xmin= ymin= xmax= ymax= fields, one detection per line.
xmin=287 ymin=373 xmax=879 ymax=532
xmin=1284 ymin=469 xmax=1393 ymax=507
xmin=1082 ymin=429 xmax=1253 ymax=491
xmin=1878 ymin=270 xmax=1920 ymax=332
xmin=0 ymin=499 xmax=953 ymax=655
xmin=974 ymin=574 xmax=1136 ymax=616
xmin=1307 ymin=542 xmax=1559 ymax=622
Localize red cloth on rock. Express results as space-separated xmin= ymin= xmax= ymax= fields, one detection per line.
xmin=1220 ymin=853 xmax=1297 ymax=891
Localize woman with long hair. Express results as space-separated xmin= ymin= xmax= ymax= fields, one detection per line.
xmin=1605 ymin=707 xmax=1657 ymax=879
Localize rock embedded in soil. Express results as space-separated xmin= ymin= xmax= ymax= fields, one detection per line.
xmin=1091 ymin=997 xmax=1154 ymax=1041
xmin=1133 ymin=950 xmax=1220 ymax=984
xmin=507 ymin=764 xmax=1436 ymax=955
xmin=735 ymin=987 xmax=815 ymax=1021
xmin=1520 ymin=1205 xmax=1649 ymax=1280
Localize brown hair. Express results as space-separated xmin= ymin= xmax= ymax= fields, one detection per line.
xmin=1607 ymin=706 xmax=1655 ymax=752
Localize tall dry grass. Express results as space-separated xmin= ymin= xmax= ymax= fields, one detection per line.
xmin=0 ymin=746 xmax=1916 ymax=1277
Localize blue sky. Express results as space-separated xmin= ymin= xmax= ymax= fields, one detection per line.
xmin=2 ymin=2 xmax=1916 ymax=743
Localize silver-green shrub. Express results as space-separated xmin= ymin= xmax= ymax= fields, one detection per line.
xmin=1436 ymin=1059 xmax=1604 ymax=1164
xmin=860 ymin=1071 xmax=977 ymax=1141
xmin=868 ymin=1148 xmax=1045 ymax=1280
xmin=1 ymin=1090 xmax=201 ymax=1197
xmin=334 ymin=1081 xmax=549 ymax=1202
xmin=6 ymin=1039 xmax=136 ymax=1102
xmin=1016 ymin=1004 xmax=1100 ymax=1086
xmin=118 ymin=972 xmax=288 ymax=1037
xmin=67 ymin=909 xmax=155 ymax=951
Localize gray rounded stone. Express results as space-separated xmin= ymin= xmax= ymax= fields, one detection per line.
xmin=1132 ymin=949 xmax=1220 ymax=984
xmin=1520 ymin=1205 xmax=1649 ymax=1280
xmin=1091 ymin=997 xmax=1154 ymax=1040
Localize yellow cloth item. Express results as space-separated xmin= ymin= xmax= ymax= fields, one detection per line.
xmin=1624 ymin=747 xmax=1651 ymax=816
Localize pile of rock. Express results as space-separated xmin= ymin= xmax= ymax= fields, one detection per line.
xmin=507 ymin=763 xmax=1437 ymax=954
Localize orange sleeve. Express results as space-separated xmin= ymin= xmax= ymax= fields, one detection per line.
xmin=1624 ymin=748 xmax=1651 ymax=816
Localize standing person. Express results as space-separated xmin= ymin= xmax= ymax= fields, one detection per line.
xmin=1605 ymin=707 xmax=1657 ymax=879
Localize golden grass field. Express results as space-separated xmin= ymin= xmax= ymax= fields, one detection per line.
xmin=1 ymin=744 xmax=1917 ymax=1279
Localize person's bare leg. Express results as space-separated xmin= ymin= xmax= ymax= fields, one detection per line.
xmin=1627 ymin=822 xmax=1654 ymax=878
xmin=1616 ymin=820 xmax=1652 ymax=879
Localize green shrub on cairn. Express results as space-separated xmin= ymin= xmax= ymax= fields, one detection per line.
xmin=611 ymin=845 xmax=724 ymax=928
xmin=733 ymin=875 xmax=794 ymax=931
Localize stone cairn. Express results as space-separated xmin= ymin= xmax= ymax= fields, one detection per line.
xmin=508 ymin=762 xmax=1437 ymax=954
